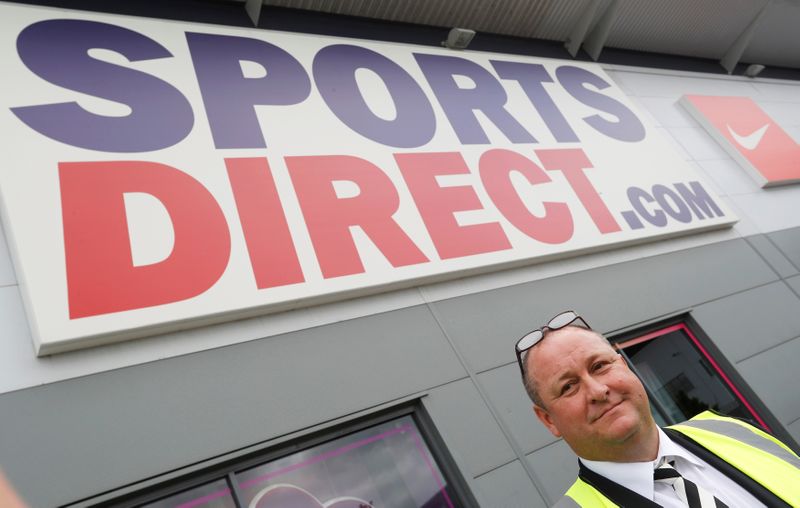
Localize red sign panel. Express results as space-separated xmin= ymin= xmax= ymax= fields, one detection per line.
xmin=681 ymin=95 xmax=800 ymax=187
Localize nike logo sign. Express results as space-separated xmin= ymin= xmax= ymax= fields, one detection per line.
xmin=727 ymin=123 xmax=770 ymax=150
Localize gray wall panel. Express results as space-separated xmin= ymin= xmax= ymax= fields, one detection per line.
xmin=0 ymin=306 xmax=466 ymax=508
xmin=788 ymin=275 xmax=800 ymax=298
xmin=789 ymin=417 xmax=800 ymax=445
xmin=477 ymin=364 xmax=558 ymax=454
xmin=431 ymin=239 xmax=776 ymax=373
xmin=746 ymin=235 xmax=799 ymax=278
xmin=423 ymin=378 xmax=516 ymax=477
xmin=0 ymin=287 xmax=35 ymax=383
xmin=473 ymin=460 xmax=547 ymax=508
xmin=692 ymin=282 xmax=800 ymax=363
xmin=1 ymin=234 xmax=796 ymax=507
xmin=737 ymin=335 xmax=800 ymax=424
xmin=525 ymin=440 xmax=578 ymax=505
xmin=769 ymin=227 xmax=800 ymax=271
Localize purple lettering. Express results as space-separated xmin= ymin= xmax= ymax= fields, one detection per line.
xmin=12 ymin=19 xmax=193 ymax=152
xmin=414 ymin=53 xmax=535 ymax=145
xmin=556 ymin=66 xmax=645 ymax=143
xmin=491 ymin=60 xmax=579 ymax=143
xmin=313 ymin=45 xmax=436 ymax=148
xmin=675 ymin=181 xmax=723 ymax=219
xmin=627 ymin=186 xmax=666 ymax=227
xmin=652 ymin=184 xmax=691 ymax=223
xmin=186 ymin=32 xmax=310 ymax=149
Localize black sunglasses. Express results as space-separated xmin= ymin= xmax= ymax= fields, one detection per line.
xmin=514 ymin=310 xmax=591 ymax=377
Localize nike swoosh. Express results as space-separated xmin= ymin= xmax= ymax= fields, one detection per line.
xmin=726 ymin=123 xmax=769 ymax=150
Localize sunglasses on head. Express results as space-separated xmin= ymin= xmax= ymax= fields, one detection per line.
xmin=514 ymin=310 xmax=591 ymax=377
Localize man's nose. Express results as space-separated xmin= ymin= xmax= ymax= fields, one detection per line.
xmin=585 ymin=375 xmax=610 ymax=402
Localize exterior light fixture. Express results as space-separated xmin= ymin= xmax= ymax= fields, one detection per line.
xmin=744 ymin=64 xmax=765 ymax=78
xmin=443 ymin=28 xmax=475 ymax=49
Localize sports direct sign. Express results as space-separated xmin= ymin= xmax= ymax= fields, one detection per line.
xmin=0 ymin=5 xmax=736 ymax=355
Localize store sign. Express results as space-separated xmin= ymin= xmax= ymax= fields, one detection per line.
xmin=0 ymin=4 xmax=736 ymax=355
xmin=680 ymin=95 xmax=800 ymax=187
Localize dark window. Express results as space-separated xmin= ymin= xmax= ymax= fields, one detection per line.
xmin=89 ymin=406 xmax=473 ymax=508
xmin=140 ymin=479 xmax=236 ymax=508
xmin=614 ymin=323 xmax=770 ymax=430
xmin=235 ymin=416 xmax=454 ymax=508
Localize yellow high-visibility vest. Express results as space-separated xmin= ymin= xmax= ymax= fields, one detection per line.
xmin=554 ymin=410 xmax=800 ymax=507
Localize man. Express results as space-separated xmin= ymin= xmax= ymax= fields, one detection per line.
xmin=0 ymin=470 xmax=27 ymax=508
xmin=515 ymin=310 xmax=800 ymax=508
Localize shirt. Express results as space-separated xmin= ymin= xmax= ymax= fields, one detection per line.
xmin=580 ymin=427 xmax=766 ymax=508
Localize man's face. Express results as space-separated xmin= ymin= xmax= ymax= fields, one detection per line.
xmin=526 ymin=327 xmax=657 ymax=461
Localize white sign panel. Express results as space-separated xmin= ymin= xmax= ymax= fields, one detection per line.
xmin=0 ymin=4 xmax=736 ymax=355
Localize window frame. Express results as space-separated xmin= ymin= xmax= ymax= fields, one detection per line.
xmin=609 ymin=314 xmax=799 ymax=452
xmin=76 ymin=401 xmax=478 ymax=508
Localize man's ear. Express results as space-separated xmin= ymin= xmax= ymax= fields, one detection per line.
xmin=534 ymin=404 xmax=562 ymax=438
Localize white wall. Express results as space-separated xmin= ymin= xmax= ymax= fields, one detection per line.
xmin=607 ymin=65 xmax=800 ymax=236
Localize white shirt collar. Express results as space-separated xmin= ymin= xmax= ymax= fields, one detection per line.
xmin=580 ymin=427 xmax=707 ymax=501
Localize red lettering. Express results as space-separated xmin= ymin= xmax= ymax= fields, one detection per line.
xmin=479 ymin=149 xmax=573 ymax=244
xmin=536 ymin=148 xmax=620 ymax=234
xmin=286 ymin=155 xmax=428 ymax=278
xmin=396 ymin=152 xmax=511 ymax=260
xmin=60 ymin=161 xmax=230 ymax=318
xmin=226 ymin=157 xmax=304 ymax=289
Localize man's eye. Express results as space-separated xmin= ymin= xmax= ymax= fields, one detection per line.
xmin=593 ymin=360 xmax=610 ymax=372
xmin=560 ymin=382 xmax=575 ymax=395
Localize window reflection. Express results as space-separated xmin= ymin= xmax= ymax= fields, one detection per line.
xmin=235 ymin=416 xmax=454 ymax=508
xmin=617 ymin=325 xmax=765 ymax=427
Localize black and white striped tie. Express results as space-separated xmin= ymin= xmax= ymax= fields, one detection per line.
xmin=654 ymin=459 xmax=729 ymax=508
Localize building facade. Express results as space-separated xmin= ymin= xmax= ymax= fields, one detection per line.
xmin=1 ymin=1 xmax=799 ymax=507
